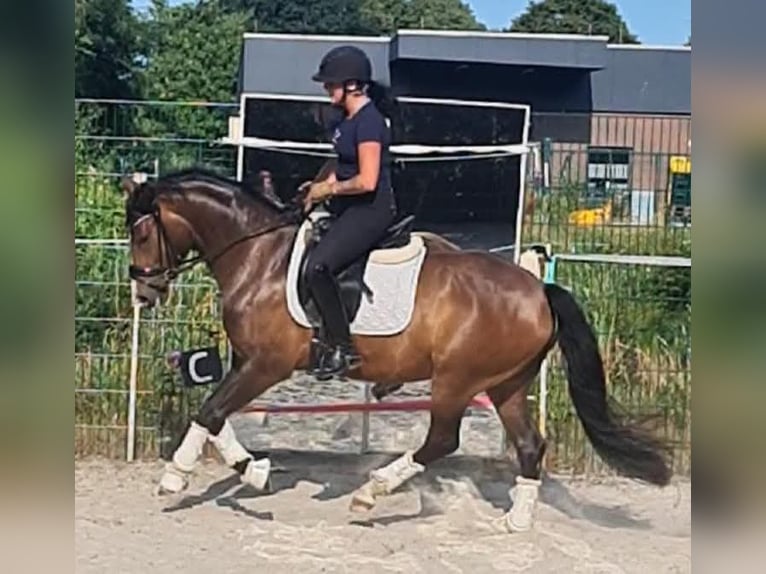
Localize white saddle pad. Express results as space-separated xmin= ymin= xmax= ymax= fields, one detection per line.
xmin=285 ymin=219 xmax=428 ymax=336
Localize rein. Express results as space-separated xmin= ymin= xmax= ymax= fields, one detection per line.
xmin=128 ymin=209 xmax=298 ymax=282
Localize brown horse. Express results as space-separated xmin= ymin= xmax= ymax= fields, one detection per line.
xmin=121 ymin=167 xmax=670 ymax=532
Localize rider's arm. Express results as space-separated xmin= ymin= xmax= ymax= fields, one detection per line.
xmin=332 ymin=113 xmax=384 ymax=196
xmin=332 ymin=143 xmax=379 ymax=195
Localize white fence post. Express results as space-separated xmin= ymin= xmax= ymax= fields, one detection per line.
xmin=361 ymin=384 xmax=371 ymax=454
xmin=538 ymin=254 xmax=557 ymax=448
xmin=127 ymin=282 xmax=141 ymax=462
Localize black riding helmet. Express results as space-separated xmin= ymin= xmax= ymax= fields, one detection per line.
xmin=311 ymin=45 xmax=372 ymax=86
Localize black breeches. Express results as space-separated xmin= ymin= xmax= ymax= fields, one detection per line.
xmin=304 ymin=202 xmax=395 ymax=344
xmin=305 ymin=202 xmax=395 ymax=278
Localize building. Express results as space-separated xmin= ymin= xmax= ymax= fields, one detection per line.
xmin=233 ymin=30 xmax=691 ymax=228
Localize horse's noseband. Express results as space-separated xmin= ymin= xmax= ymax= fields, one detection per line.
xmin=128 ymin=264 xmax=178 ymax=282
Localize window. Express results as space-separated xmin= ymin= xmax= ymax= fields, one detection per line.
xmin=585 ymin=146 xmax=632 ymax=209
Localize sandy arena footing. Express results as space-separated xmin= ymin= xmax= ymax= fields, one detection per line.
xmin=76 ymin=451 xmax=690 ymax=574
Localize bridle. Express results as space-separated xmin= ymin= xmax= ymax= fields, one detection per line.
xmin=127 ymin=206 xmax=297 ymax=284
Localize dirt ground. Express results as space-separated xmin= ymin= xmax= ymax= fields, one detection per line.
xmin=75 ymin=451 xmax=690 ymax=574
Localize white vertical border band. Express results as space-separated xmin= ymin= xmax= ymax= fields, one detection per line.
xmin=513 ymin=105 xmax=531 ymax=265
xmin=235 ymin=93 xmax=246 ymax=182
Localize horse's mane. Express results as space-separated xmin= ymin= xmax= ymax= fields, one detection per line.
xmin=126 ymin=167 xmax=297 ymax=226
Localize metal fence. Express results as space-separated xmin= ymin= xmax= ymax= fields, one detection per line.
xmin=519 ymin=126 xmax=691 ymax=477
xmin=75 ymin=99 xmax=691 ymax=477
xmin=75 ymin=98 xmax=239 ymax=178
xmin=534 ymin=254 xmax=691 ymax=477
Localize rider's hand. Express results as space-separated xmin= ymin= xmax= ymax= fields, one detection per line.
xmin=297 ymin=180 xmax=313 ymax=194
xmin=302 ymin=181 xmax=334 ymax=213
xmin=294 ymin=180 xmax=313 ymax=209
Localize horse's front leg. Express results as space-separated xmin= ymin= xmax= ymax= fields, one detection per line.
xmin=158 ymin=356 xmax=285 ymax=495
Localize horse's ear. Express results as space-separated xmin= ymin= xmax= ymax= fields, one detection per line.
xmin=257 ymin=170 xmax=285 ymax=208
xmin=121 ymin=177 xmax=136 ymax=197
xmin=120 ymin=172 xmax=148 ymax=197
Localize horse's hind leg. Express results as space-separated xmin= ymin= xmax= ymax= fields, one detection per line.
xmin=158 ymin=357 xmax=284 ymax=495
xmin=487 ymin=376 xmax=546 ymax=532
xmin=350 ymin=384 xmax=470 ymax=511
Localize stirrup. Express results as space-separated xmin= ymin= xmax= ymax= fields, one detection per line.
xmin=307 ymin=336 xmax=326 ymax=371
xmin=340 ymin=343 xmax=362 ymax=369
xmin=308 ymin=343 xmax=361 ymax=381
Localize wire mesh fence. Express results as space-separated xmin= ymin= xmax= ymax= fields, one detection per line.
xmin=517 ymin=124 xmax=691 ymax=477
xmin=536 ymin=256 xmax=691 ymax=478
xmin=74 ymin=98 xmax=691 ymax=477
xmin=75 ymin=98 xmax=239 ymax=178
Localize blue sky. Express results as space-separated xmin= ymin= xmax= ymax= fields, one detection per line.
xmin=469 ymin=0 xmax=691 ymax=45
xmin=132 ymin=0 xmax=691 ymax=46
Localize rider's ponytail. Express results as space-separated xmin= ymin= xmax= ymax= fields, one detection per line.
xmin=367 ymin=81 xmax=396 ymax=119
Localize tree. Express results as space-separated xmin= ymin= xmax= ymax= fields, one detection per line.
xmin=360 ymin=0 xmax=485 ymax=33
xmin=139 ymin=0 xmax=251 ymax=140
xmin=75 ymin=0 xmax=141 ymax=98
xmin=507 ymin=0 xmax=639 ymax=44
xmin=220 ymin=0 xmax=377 ymax=34
xmin=221 ymin=0 xmax=485 ymax=35
xmin=142 ymin=0 xmax=250 ymax=102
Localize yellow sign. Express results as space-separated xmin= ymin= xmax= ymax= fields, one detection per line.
xmin=669 ymin=156 xmax=691 ymax=174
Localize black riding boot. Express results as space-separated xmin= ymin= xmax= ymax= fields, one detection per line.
xmin=306 ymin=264 xmax=362 ymax=380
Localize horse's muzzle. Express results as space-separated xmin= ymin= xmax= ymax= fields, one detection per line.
xmin=133 ymin=279 xmax=168 ymax=308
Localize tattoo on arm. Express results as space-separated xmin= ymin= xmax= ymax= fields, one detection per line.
xmin=333 ymin=176 xmax=366 ymax=195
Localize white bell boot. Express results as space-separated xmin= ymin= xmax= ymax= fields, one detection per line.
xmin=350 ymin=450 xmax=425 ymax=511
xmin=209 ymin=419 xmax=271 ymax=490
xmin=158 ymin=421 xmax=209 ymax=494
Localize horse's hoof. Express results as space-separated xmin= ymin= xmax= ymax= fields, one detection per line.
xmin=157 ymin=470 xmax=188 ymax=495
xmin=504 ymin=476 xmax=541 ymax=532
xmin=503 ymin=503 xmax=536 ymax=532
xmin=504 ymin=514 xmax=533 ymax=533
xmin=349 ymin=491 xmax=376 ymax=513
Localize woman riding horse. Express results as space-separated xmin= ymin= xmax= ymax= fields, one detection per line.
xmin=121 ymin=47 xmax=671 ymax=533
xmin=302 ymin=45 xmax=397 ymax=380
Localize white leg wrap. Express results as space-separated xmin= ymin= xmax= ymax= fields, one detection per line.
xmin=171 ymin=421 xmax=209 ymax=473
xmin=505 ymin=476 xmax=542 ymax=533
xmin=209 ymin=419 xmax=251 ymax=466
xmin=369 ymin=450 xmax=425 ymax=494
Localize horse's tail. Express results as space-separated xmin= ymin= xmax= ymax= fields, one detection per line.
xmin=543 ymin=283 xmax=671 ymax=486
